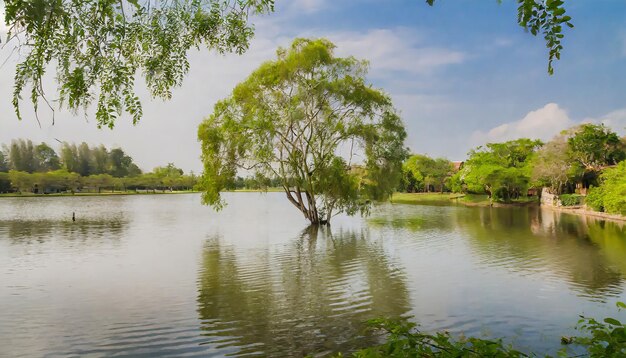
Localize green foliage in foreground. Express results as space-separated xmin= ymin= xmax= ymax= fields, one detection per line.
xmin=338 ymin=302 xmax=626 ymax=357
xmin=343 ymin=318 xmax=527 ymax=358
xmin=586 ymin=161 xmax=626 ymax=215
xmin=3 ymin=0 xmax=274 ymax=127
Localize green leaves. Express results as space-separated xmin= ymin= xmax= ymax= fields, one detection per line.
xmin=198 ymin=38 xmax=407 ymax=224
xmin=516 ymin=0 xmax=574 ymax=75
xmin=347 ymin=318 xmax=529 ymax=357
xmin=3 ymin=0 xmax=275 ymax=127
xmin=456 ymin=139 xmax=541 ymax=202
xmin=568 ymin=308 xmax=626 ymax=357
xmin=342 ymin=303 xmax=626 ymax=357
xmin=586 ymin=162 xmax=626 ymax=215
xmin=605 ymin=318 xmax=622 ymax=327
xmin=567 ymin=124 xmax=625 ymax=171
xmin=426 ymin=0 xmax=573 ymax=75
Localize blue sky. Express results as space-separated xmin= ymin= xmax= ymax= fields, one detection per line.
xmin=1 ymin=0 xmax=625 ymax=171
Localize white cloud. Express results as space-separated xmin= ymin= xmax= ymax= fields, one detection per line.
xmin=470 ymin=103 xmax=626 ymax=148
xmin=586 ymin=108 xmax=626 ymax=136
xmin=289 ymin=0 xmax=328 ymax=13
xmin=493 ymin=37 xmax=514 ymax=48
xmin=470 ymin=103 xmax=573 ymax=145
xmin=329 ymin=28 xmax=465 ymax=76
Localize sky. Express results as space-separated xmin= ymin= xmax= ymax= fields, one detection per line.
xmin=1 ymin=0 xmax=625 ymax=173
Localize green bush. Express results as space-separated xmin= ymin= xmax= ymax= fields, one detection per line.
xmin=585 ymin=162 xmax=626 ymax=215
xmin=559 ymin=194 xmax=583 ymax=206
xmin=586 ymin=186 xmax=605 ymax=212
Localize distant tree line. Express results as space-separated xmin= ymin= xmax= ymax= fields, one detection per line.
xmin=0 ymin=139 xmax=142 ymax=177
xmin=226 ymin=174 xmax=283 ymax=191
xmin=399 ymin=124 xmax=626 ymax=215
xmin=0 ymin=140 xmax=198 ymax=194
xmin=398 ymin=155 xmax=455 ymax=193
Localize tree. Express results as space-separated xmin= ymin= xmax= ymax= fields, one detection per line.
xmin=108 ymin=148 xmax=140 ymax=177
xmin=454 ymin=138 xmax=542 ymax=201
xmin=8 ymin=139 xmax=36 ymax=172
xmin=76 ymin=142 xmax=94 ymax=176
xmin=2 ymin=0 xmax=275 ymax=128
xmin=84 ymin=173 xmax=114 ymax=193
xmin=8 ymin=170 xmax=34 ymax=193
xmin=90 ymin=145 xmax=109 ymax=175
xmin=401 ymin=154 xmax=453 ymax=193
xmin=0 ymin=150 xmax=9 ymax=172
xmin=153 ymin=163 xmax=183 ymax=190
xmin=428 ymin=0 xmax=573 ymax=75
xmin=0 ymin=172 xmax=11 ymax=192
xmin=567 ymin=124 xmax=625 ymax=172
xmin=153 ymin=163 xmax=184 ymax=178
xmin=60 ymin=142 xmax=79 ymax=173
xmin=34 ymin=142 xmax=61 ymax=172
xmin=586 ymin=161 xmax=626 ymax=215
xmin=198 ymin=38 xmax=407 ymax=225
xmin=531 ymin=134 xmax=582 ymax=194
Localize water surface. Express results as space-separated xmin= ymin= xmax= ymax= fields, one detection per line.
xmin=1 ymin=193 xmax=625 ymax=357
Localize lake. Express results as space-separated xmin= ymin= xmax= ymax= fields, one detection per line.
xmin=1 ymin=193 xmax=625 ymax=357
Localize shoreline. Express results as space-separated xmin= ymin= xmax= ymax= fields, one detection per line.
xmin=543 ymin=205 xmax=626 ymax=222
xmin=391 ymin=192 xmax=539 ymax=208
xmin=0 ymin=191 xmax=200 ymax=198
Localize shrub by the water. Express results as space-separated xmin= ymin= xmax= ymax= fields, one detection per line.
xmin=585 ymin=162 xmax=626 ymax=215
xmin=586 ymin=186 xmax=605 ymax=212
xmin=335 ymin=302 xmax=626 ymax=357
xmin=559 ymin=194 xmax=583 ymax=207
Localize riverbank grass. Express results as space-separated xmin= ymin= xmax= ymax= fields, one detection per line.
xmin=0 ymin=190 xmax=200 ymax=198
xmin=391 ymin=192 xmax=538 ymax=207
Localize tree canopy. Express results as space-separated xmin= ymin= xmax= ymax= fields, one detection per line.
xmin=531 ymin=124 xmax=625 ymax=194
xmin=2 ymin=0 xmax=274 ymax=128
xmin=567 ymin=124 xmax=625 ymax=172
xmin=401 ymin=154 xmax=453 ymax=193
xmin=198 ymin=38 xmax=407 ymax=225
xmin=451 ymin=138 xmax=542 ymax=201
xmin=531 ymin=133 xmax=581 ymax=194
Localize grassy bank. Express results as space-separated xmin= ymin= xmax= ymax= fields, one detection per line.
xmin=0 ymin=190 xmax=200 ymax=198
xmin=227 ymin=187 xmax=284 ymax=193
xmin=391 ymin=192 xmax=538 ymax=207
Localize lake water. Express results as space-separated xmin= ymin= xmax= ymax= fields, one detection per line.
xmin=1 ymin=193 xmax=625 ymax=357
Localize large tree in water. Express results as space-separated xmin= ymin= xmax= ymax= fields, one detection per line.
xmin=198 ymin=38 xmax=407 ymax=225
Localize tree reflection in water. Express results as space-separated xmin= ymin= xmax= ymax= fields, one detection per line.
xmin=457 ymin=206 xmax=626 ymax=301
xmin=0 ymin=218 xmax=126 ymax=245
xmin=196 ymin=225 xmax=411 ymax=357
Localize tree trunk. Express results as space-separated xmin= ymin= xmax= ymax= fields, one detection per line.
xmin=284 ymin=187 xmax=326 ymax=225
